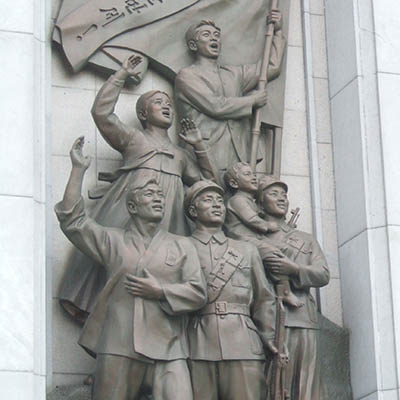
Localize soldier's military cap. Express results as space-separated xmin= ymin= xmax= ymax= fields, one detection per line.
xmin=258 ymin=175 xmax=288 ymax=200
xmin=184 ymin=180 xmax=225 ymax=216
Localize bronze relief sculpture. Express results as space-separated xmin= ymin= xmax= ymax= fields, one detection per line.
xmin=258 ymin=176 xmax=330 ymax=399
xmin=59 ymin=56 xmax=216 ymax=322
xmin=175 ymin=12 xmax=286 ymax=176
xmin=185 ymin=180 xmax=277 ymax=399
xmin=56 ymin=137 xmax=207 ymax=399
xmin=53 ymin=0 xmax=333 ymax=398
xmin=224 ymin=163 xmax=304 ymax=309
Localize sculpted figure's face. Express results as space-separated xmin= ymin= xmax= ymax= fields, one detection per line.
xmin=192 ymin=190 xmax=226 ymax=226
xmin=128 ymin=183 xmax=165 ymax=222
xmin=261 ymin=184 xmax=289 ymax=218
xmin=145 ymin=93 xmax=174 ymax=129
xmin=194 ymin=24 xmax=221 ymax=59
xmin=234 ymin=164 xmax=258 ymax=193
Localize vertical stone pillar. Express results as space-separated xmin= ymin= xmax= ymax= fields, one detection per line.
xmin=0 ymin=0 xmax=51 ymax=398
xmin=325 ymin=0 xmax=400 ymax=398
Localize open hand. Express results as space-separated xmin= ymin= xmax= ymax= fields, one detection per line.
xmin=122 ymin=55 xmax=143 ymax=79
xmin=267 ymin=9 xmax=282 ymax=32
xmin=179 ymin=118 xmax=202 ymax=147
xmin=125 ymin=269 xmax=164 ymax=300
xmin=70 ymin=136 xmax=91 ymax=170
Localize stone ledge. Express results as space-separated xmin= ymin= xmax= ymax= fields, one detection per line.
xmin=48 ymin=384 xmax=91 ymax=400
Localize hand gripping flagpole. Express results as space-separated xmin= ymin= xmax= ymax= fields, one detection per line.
xmin=249 ymin=0 xmax=280 ymax=171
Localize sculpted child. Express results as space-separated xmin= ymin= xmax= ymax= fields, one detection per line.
xmin=55 ymin=137 xmax=207 ymax=400
xmin=224 ymin=162 xmax=304 ymax=308
xmin=59 ymin=55 xmax=216 ymax=322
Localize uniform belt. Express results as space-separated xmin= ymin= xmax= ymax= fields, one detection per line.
xmin=200 ymin=302 xmax=250 ymax=316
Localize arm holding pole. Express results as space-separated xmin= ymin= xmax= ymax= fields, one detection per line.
xmin=250 ymin=0 xmax=281 ymax=170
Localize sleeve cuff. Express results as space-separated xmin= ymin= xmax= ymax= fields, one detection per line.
xmin=54 ymin=197 xmax=84 ymax=223
xmin=194 ymin=148 xmax=208 ymax=155
xmin=109 ymin=75 xmax=125 ymax=88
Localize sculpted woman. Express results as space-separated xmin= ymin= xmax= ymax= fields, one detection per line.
xmin=59 ymin=56 xmax=216 ymax=321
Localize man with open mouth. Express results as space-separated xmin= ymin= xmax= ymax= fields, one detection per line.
xmin=175 ymin=10 xmax=286 ymax=178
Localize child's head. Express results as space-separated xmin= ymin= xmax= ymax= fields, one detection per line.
xmin=224 ymin=162 xmax=258 ymax=194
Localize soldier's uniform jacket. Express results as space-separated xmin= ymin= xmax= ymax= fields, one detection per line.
xmin=55 ymin=198 xmax=207 ymax=361
xmin=189 ymin=230 xmax=276 ymax=361
xmin=267 ymin=222 xmax=330 ymax=330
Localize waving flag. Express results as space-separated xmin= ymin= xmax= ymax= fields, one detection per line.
xmin=53 ymin=0 xmax=290 ymax=127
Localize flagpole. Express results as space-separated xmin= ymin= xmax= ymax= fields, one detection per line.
xmin=249 ymin=0 xmax=280 ymax=171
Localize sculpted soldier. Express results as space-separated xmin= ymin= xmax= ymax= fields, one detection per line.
xmin=185 ymin=180 xmax=277 ymax=400
xmin=55 ymin=137 xmax=207 ymax=400
xmin=258 ymin=176 xmax=330 ymax=399
xmin=224 ymin=162 xmax=304 ymax=308
xmin=175 ymin=10 xmax=286 ymax=175
xmin=59 ymin=56 xmax=217 ymax=323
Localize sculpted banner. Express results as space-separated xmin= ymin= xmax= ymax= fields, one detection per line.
xmin=54 ymin=0 xmax=290 ymax=128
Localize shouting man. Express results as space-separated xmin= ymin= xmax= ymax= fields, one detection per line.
xmin=175 ymin=10 xmax=286 ymax=176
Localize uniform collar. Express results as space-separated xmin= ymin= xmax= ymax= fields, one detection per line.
xmin=192 ymin=229 xmax=227 ymax=245
xmin=280 ymin=221 xmax=293 ymax=233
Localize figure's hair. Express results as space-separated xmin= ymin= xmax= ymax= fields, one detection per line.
xmin=224 ymin=162 xmax=250 ymax=191
xmin=185 ymin=19 xmax=221 ymax=50
xmin=126 ymin=175 xmax=159 ymax=207
xmin=136 ymin=90 xmax=171 ymax=128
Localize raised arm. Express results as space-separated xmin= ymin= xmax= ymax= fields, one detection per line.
xmin=266 ymin=8 xmax=286 ymax=81
xmin=56 ymin=137 xmax=118 ymax=269
xmin=179 ymin=118 xmax=220 ymax=184
xmin=243 ymin=8 xmax=287 ymax=93
xmin=91 ymin=55 xmax=142 ymax=153
xmin=60 ymin=136 xmax=91 ymax=210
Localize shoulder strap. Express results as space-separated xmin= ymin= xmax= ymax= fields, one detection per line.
xmin=207 ymin=246 xmax=244 ymax=303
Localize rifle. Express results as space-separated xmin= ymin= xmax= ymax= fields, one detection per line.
xmin=269 ymin=287 xmax=290 ymax=400
xmin=269 ymin=207 xmax=300 ymax=400
xmin=288 ymin=207 xmax=300 ymax=228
